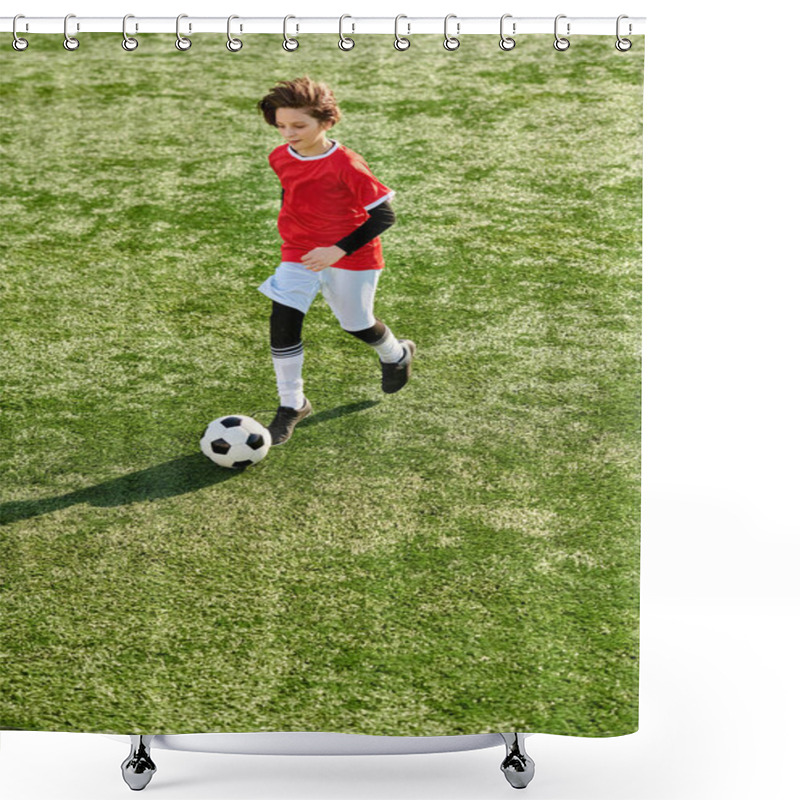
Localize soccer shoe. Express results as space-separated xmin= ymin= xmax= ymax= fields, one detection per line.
xmin=381 ymin=340 xmax=416 ymax=394
xmin=267 ymin=398 xmax=313 ymax=446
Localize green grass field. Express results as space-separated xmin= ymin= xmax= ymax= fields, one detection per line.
xmin=0 ymin=34 xmax=643 ymax=736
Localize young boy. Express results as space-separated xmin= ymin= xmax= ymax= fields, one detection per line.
xmin=257 ymin=77 xmax=415 ymax=446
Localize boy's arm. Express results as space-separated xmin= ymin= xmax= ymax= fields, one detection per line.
xmin=334 ymin=200 xmax=396 ymax=255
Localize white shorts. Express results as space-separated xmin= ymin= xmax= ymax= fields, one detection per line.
xmin=258 ymin=262 xmax=380 ymax=331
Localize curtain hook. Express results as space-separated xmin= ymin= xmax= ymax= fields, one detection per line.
xmin=283 ymin=15 xmax=299 ymax=51
xmin=553 ymin=14 xmax=570 ymax=51
xmin=394 ymin=14 xmax=410 ymax=51
xmin=443 ymin=14 xmax=460 ymax=50
xmin=499 ymin=13 xmax=516 ymax=50
xmin=338 ymin=14 xmax=355 ymax=50
xmin=175 ymin=13 xmax=192 ymax=50
xmin=615 ymin=14 xmax=632 ymax=51
xmin=12 ymin=14 xmax=29 ymax=51
xmin=63 ymin=13 xmax=79 ymax=50
xmin=122 ymin=14 xmax=138 ymax=51
xmin=226 ymin=15 xmax=243 ymax=51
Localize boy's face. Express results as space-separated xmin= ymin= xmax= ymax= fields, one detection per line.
xmin=275 ymin=107 xmax=333 ymax=157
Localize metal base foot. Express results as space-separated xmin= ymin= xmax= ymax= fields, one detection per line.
xmin=500 ymin=733 xmax=535 ymax=789
xmin=121 ymin=735 xmax=157 ymax=791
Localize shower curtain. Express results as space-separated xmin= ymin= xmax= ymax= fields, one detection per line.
xmin=0 ymin=32 xmax=643 ymax=738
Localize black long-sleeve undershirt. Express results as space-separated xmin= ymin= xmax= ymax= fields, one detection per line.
xmin=335 ymin=200 xmax=396 ymax=255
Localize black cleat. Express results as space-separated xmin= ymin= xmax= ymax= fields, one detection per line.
xmin=381 ymin=340 xmax=416 ymax=394
xmin=267 ymin=398 xmax=313 ymax=446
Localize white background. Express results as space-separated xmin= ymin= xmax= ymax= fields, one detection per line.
xmin=2 ymin=1 xmax=799 ymax=798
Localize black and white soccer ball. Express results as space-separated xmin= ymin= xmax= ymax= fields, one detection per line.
xmin=200 ymin=415 xmax=271 ymax=469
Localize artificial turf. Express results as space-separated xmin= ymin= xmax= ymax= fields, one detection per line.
xmin=0 ymin=34 xmax=643 ymax=736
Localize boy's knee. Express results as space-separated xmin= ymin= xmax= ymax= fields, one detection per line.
xmin=346 ymin=319 xmax=386 ymax=345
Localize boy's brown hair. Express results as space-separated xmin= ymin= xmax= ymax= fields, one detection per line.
xmin=258 ymin=77 xmax=342 ymax=127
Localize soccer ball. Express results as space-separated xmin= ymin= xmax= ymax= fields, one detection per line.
xmin=200 ymin=415 xmax=271 ymax=469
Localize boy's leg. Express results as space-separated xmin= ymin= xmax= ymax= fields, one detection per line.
xmin=270 ymin=301 xmax=306 ymax=411
xmin=322 ymin=269 xmax=415 ymax=394
xmin=267 ymin=301 xmax=313 ymax=444
xmin=258 ymin=262 xmax=321 ymax=445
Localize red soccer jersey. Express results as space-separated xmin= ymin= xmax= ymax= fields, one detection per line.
xmin=268 ymin=141 xmax=395 ymax=271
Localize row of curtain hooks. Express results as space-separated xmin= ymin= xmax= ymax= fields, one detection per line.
xmin=10 ymin=13 xmax=634 ymax=54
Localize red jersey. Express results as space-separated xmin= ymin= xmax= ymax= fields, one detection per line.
xmin=268 ymin=141 xmax=394 ymax=271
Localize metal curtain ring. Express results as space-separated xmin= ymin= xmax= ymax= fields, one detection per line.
xmin=443 ymin=14 xmax=460 ymax=50
xmin=283 ymin=15 xmax=299 ymax=50
xmin=12 ymin=14 xmax=29 ymax=51
xmin=226 ymin=15 xmax=243 ymax=51
xmin=175 ymin=13 xmax=192 ymax=50
xmin=394 ymin=14 xmax=410 ymax=50
xmin=499 ymin=13 xmax=515 ymax=50
xmin=553 ymin=14 xmax=570 ymax=51
xmin=338 ymin=14 xmax=355 ymax=50
xmin=63 ymin=13 xmax=79 ymax=50
xmin=615 ymin=14 xmax=632 ymax=51
xmin=122 ymin=14 xmax=138 ymax=51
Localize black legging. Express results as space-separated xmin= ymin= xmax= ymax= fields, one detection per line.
xmin=270 ymin=301 xmax=305 ymax=349
xmin=270 ymin=301 xmax=386 ymax=347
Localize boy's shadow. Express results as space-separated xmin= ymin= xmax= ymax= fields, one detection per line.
xmin=0 ymin=453 xmax=235 ymax=526
xmin=0 ymin=400 xmax=379 ymax=526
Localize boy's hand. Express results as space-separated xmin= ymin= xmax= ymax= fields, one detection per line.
xmin=301 ymin=246 xmax=346 ymax=272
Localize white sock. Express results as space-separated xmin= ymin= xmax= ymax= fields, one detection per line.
xmin=271 ymin=342 xmax=305 ymax=409
xmin=372 ymin=328 xmax=405 ymax=364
